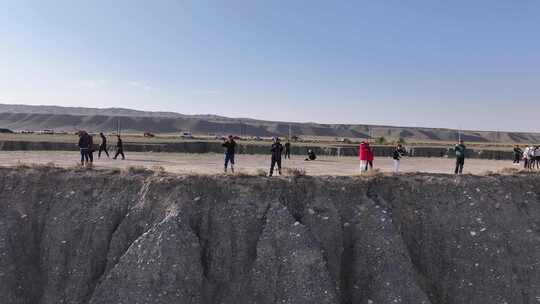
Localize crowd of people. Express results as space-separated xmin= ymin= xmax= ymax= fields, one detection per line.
xmin=224 ymin=136 xmax=415 ymax=176
xmin=76 ymin=132 xmax=535 ymax=175
xmin=77 ymin=131 xmax=125 ymax=167
xmin=515 ymin=145 xmax=540 ymax=170
xmin=358 ymin=140 xmax=409 ymax=174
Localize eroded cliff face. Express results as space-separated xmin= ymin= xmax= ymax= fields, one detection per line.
xmin=0 ymin=168 xmax=539 ymax=304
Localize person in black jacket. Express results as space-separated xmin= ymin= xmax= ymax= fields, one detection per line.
xmin=284 ymin=141 xmax=291 ymax=159
xmin=454 ymin=140 xmax=466 ymax=174
xmin=78 ymin=130 xmax=91 ymax=166
xmin=269 ymin=137 xmax=283 ymax=176
xmin=113 ymin=135 xmax=125 ymax=160
xmin=98 ymin=132 xmax=109 ymax=158
xmin=513 ymin=145 xmax=522 ymax=165
xmin=305 ymin=149 xmax=317 ymax=161
xmin=88 ymin=134 xmax=94 ymax=164
xmin=222 ymin=135 xmax=236 ymax=173
xmin=392 ymin=143 xmax=407 ymax=173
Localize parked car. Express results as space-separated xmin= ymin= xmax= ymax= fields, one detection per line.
xmin=181 ymin=132 xmax=194 ymax=139
xmin=38 ymin=129 xmax=54 ymax=135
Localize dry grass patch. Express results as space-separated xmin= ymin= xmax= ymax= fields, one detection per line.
xmin=14 ymin=161 xmax=59 ymax=171
xmin=497 ymin=167 xmax=521 ymax=174
xmin=124 ymin=165 xmax=152 ymax=175
xmin=254 ymin=169 xmax=267 ymax=176
xmin=354 ymin=168 xmax=382 ymax=177
xmin=283 ymin=167 xmax=306 ymax=177
xmin=151 ymin=165 xmax=166 ymax=175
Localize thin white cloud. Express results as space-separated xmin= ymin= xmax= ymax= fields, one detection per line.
xmin=128 ymin=81 xmax=153 ymax=91
xmin=192 ymin=90 xmax=222 ymax=95
xmin=0 ymin=96 xmax=16 ymax=103
xmin=73 ymin=80 xmax=106 ymax=89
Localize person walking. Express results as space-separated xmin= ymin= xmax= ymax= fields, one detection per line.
xmin=269 ymin=137 xmax=283 ymax=176
xmin=78 ymin=130 xmax=91 ymax=166
xmin=454 ymin=140 xmax=466 ymax=174
xmin=113 ymin=135 xmax=125 ymax=160
xmin=222 ymin=135 xmax=236 ymax=173
xmin=512 ymin=145 xmax=522 ymax=165
xmin=284 ymin=141 xmax=291 ymax=159
xmin=98 ymin=132 xmax=109 ymax=158
xmin=392 ymin=143 xmax=407 ymax=173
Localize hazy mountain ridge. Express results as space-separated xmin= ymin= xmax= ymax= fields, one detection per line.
xmin=1 ymin=103 xmax=539 ymax=143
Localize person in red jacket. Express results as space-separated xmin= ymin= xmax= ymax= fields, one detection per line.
xmin=359 ymin=140 xmax=374 ymax=172
xmin=367 ymin=143 xmax=374 ymax=170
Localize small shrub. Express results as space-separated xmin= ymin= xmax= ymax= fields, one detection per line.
xmin=498 ymin=167 xmax=520 ymax=174
xmin=110 ymin=167 xmax=122 ymax=174
xmin=358 ymin=168 xmax=382 ymax=177
xmin=254 ymin=169 xmax=267 ymax=176
xmin=233 ymin=170 xmax=252 ymax=177
xmin=283 ymin=167 xmax=306 ymax=177
xmin=15 ymin=161 xmax=30 ymax=169
xmin=151 ymin=165 xmax=165 ymax=174
xmin=125 ymin=165 xmax=150 ymax=174
xmin=375 ymin=136 xmax=387 ymax=145
xmin=45 ymin=162 xmax=56 ymax=168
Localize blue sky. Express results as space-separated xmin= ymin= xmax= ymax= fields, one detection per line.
xmin=1 ymin=1 xmax=539 ymax=131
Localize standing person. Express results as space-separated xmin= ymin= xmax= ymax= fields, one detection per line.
xmin=513 ymin=145 xmax=522 ymax=165
xmin=87 ymin=133 xmax=95 ymax=164
xmin=367 ymin=142 xmax=374 ymax=170
xmin=528 ymin=146 xmax=536 ymax=169
xmin=534 ymin=146 xmax=540 ymax=170
xmin=98 ymin=132 xmax=109 ymax=158
xmin=78 ymin=130 xmax=91 ymax=166
xmin=359 ymin=140 xmax=369 ymax=172
xmin=284 ymin=141 xmax=291 ymax=159
xmin=222 ymin=135 xmax=236 ymax=173
xmin=454 ymin=140 xmax=466 ymax=174
xmin=523 ymin=146 xmax=530 ymax=169
xmin=392 ymin=143 xmax=407 ymax=173
xmin=269 ymin=137 xmax=283 ymax=176
xmin=113 ymin=135 xmax=125 ymax=160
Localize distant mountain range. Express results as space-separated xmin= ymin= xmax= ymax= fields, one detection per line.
xmin=0 ymin=103 xmax=539 ymax=143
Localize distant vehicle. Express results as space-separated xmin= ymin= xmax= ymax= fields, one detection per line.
xmin=253 ymin=136 xmax=263 ymax=141
xmin=144 ymin=132 xmax=155 ymax=137
xmin=37 ymin=129 xmax=54 ymax=135
xmin=181 ymin=132 xmax=194 ymax=139
xmin=21 ymin=130 xmax=34 ymax=134
xmin=0 ymin=128 xmax=14 ymax=134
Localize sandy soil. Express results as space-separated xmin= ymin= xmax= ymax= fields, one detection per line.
xmin=0 ymin=151 xmax=523 ymax=175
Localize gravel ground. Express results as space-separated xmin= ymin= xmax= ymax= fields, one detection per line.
xmin=0 ymin=151 xmax=522 ymax=175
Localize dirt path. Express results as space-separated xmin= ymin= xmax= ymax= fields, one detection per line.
xmin=0 ymin=151 xmax=522 ymax=175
